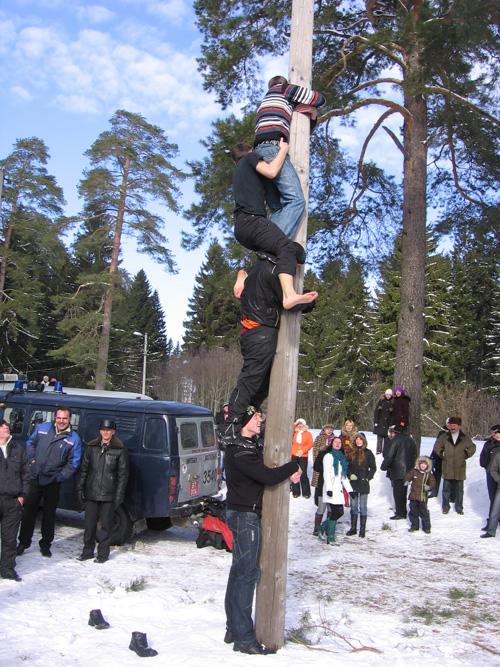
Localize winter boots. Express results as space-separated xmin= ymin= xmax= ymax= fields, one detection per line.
xmin=346 ymin=514 xmax=358 ymax=536
xmin=317 ymin=520 xmax=328 ymax=541
xmin=359 ymin=515 xmax=367 ymax=538
xmin=326 ymin=519 xmax=337 ymax=545
xmin=313 ymin=514 xmax=323 ymax=536
xmin=88 ymin=609 xmax=110 ymax=630
xmin=129 ymin=632 xmax=158 ymax=657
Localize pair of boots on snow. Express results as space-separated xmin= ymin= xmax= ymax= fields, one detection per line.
xmin=88 ymin=610 xmax=158 ymax=657
xmin=314 ymin=514 xmax=366 ymax=543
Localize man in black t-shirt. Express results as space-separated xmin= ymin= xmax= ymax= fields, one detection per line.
xmin=231 ymin=140 xmax=317 ymax=311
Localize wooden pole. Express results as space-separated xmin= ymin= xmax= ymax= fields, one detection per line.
xmin=255 ymin=0 xmax=314 ymax=652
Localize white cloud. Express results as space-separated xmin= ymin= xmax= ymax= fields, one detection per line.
xmin=77 ymin=5 xmax=115 ymax=24
xmin=10 ymin=85 xmax=33 ymax=102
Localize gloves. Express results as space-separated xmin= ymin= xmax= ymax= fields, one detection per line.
xmin=349 ymin=474 xmax=358 ymax=481
xmin=326 ymin=491 xmax=333 ymax=497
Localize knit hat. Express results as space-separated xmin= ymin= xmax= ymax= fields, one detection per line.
xmin=393 ymin=386 xmax=404 ymax=395
xmin=384 ymin=388 xmax=393 ymax=396
xmin=242 ymin=406 xmax=264 ymax=427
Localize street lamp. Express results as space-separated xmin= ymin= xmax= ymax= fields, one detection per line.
xmin=133 ymin=331 xmax=148 ymax=395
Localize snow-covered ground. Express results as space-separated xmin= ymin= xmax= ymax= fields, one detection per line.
xmin=2 ymin=432 xmax=499 ymax=666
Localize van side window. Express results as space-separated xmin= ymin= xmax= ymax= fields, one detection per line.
xmin=28 ymin=410 xmax=80 ymax=435
xmin=201 ymin=421 xmax=216 ymax=449
xmin=179 ymin=422 xmax=199 ymax=450
xmin=3 ymin=407 xmax=25 ymax=434
xmin=144 ymin=417 xmax=168 ymax=452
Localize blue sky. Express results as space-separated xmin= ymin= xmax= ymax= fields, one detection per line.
xmin=0 ymin=0 xmax=404 ymax=346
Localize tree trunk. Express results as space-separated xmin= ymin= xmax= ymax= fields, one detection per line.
xmin=0 ymin=158 xmax=27 ymax=301
xmin=394 ymin=47 xmax=427 ymax=449
xmin=95 ymin=158 xmax=130 ymax=389
xmin=254 ymin=0 xmax=314 ymax=651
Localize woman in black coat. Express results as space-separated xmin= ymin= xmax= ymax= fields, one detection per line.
xmin=346 ymin=433 xmax=376 ymax=538
xmin=373 ymin=389 xmax=394 ymax=454
xmin=392 ymin=386 xmax=410 ymax=434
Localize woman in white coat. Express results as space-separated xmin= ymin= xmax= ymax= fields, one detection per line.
xmin=320 ymin=436 xmax=352 ymax=545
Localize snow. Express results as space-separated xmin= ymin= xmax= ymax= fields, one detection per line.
xmin=2 ymin=432 xmax=499 ymax=666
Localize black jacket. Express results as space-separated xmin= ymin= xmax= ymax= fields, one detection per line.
xmin=347 ymin=448 xmax=377 ymax=494
xmin=77 ymin=436 xmax=129 ymax=505
xmin=225 ymin=435 xmax=296 ymax=515
xmin=480 ymin=438 xmax=500 ymax=471
xmin=373 ymin=397 xmax=394 ymax=436
xmin=381 ymin=434 xmax=417 ymax=480
xmin=0 ymin=438 xmax=30 ymax=499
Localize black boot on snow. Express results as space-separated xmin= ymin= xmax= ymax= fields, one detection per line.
xmin=88 ymin=609 xmax=110 ymax=630
xmin=129 ymin=632 xmax=158 ymax=657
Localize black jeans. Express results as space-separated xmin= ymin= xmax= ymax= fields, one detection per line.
xmin=291 ymin=456 xmax=311 ymax=497
xmin=224 ymin=510 xmax=262 ymax=644
xmin=392 ymin=478 xmax=408 ymax=518
xmin=0 ymin=495 xmax=23 ymax=575
xmin=18 ymin=479 xmax=61 ymax=551
xmin=228 ymin=326 xmax=278 ymax=424
xmin=82 ymin=500 xmax=115 ymax=559
xmin=234 ymin=212 xmax=298 ymax=277
xmin=442 ymin=479 xmax=464 ymax=512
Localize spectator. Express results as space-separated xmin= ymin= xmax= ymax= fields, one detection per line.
xmin=373 ymin=389 xmax=394 ymax=454
xmin=380 ymin=426 xmax=417 ymax=520
xmin=433 ymin=416 xmax=476 ymax=515
xmin=291 ymin=419 xmax=313 ymax=498
xmin=479 ymin=425 xmax=500 ymax=530
xmin=392 ymin=386 xmax=410 ymax=434
xmin=340 ymin=420 xmax=357 ymax=456
xmin=346 ymin=433 xmax=376 ymax=538
xmin=311 ymin=424 xmax=334 ymax=535
xmin=404 ymin=456 xmax=436 ymax=533
xmin=76 ymin=419 xmax=129 ymax=564
xmin=0 ymin=419 xmax=29 ymax=581
xmin=481 ymin=445 xmax=500 ymax=538
xmin=319 ymin=436 xmax=352 ymax=545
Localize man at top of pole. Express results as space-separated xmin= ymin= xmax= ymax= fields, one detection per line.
xmin=253 ymin=75 xmax=326 ymax=240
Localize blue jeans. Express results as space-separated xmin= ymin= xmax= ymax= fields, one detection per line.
xmin=485 ymin=488 xmax=500 ymax=536
xmin=350 ymin=492 xmax=368 ymax=516
xmin=254 ymin=144 xmax=305 ymax=239
xmin=224 ymin=510 xmax=262 ymax=644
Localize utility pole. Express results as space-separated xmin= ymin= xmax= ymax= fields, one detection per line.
xmin=255 ymin=0 xmax=315 ymax=652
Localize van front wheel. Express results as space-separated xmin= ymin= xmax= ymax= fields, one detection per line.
xmin=111 ymin=505 xmax=133 ymax=546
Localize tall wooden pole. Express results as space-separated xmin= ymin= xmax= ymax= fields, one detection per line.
xmin=255 ymin=0 xmax=315 ymax=652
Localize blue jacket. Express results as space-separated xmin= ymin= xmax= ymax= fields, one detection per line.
xmin=27 ymin=423 xmax=82 ymax=485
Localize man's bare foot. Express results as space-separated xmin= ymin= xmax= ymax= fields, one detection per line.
xmin=233 ymin=269 xmax=248 ymax=298
xmin=283 ymin=291 xmax=318 ymax=310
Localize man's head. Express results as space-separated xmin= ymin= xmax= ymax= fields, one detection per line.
xmin=447 ymin=416 xmax=461 ymax=433
xmin=231 ymin=142 xmax=252 ymax=164
xmin=491 ymin=424 xmax=500 ymax=441
xmin=269 ymin=75 xmax=287 ymax=88
xmin=55 ymin=408 xmax=71 ymax=432
xmin=99 ymin=418 xmax=116 ymax=444
xmin=389 ymin=426 xmax=397 ymax=438
xmin=0 ymin=419 xmax=10 ymax=441
xmin=241 ymin=406 xmax=265 ymax=438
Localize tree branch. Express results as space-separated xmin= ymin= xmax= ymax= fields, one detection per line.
xmin=426 ymin=85 xmax=500 ymax=126
xmin=319 ymin=97 xmax=411 ymax=124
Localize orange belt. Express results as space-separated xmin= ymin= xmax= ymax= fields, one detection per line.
xmin=241 ymin=316 xmax=261 ymax=332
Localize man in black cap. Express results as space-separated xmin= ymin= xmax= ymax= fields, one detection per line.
xmin=0 ymin=419 xmax=29 ymax=581
xmin=76 ymin=419 xmax=129 ymax=563
xmin=223 ymin=406 xmax=301 ymax=655
xmin=479 ymin=424 xmax=500 ymax=529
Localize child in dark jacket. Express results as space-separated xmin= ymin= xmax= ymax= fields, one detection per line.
xmin=404 ymin=456 xmax=436 ymax=534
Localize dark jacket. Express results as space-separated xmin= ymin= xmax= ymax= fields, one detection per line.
xmin=373 ymin=397 xmax=394 ymax=436
xmin=380 ymin=434 xmax=417 ymax=480
xmin=404 ymin=457 xmax=436 ymax=501
xmin=489 ymin=450 xmax=500 ymax=486
xmin=225 ymin=435 xmax=296 ymax=515
xmin=313 ymin=446 xmax=332 ymax=497
xmin=347 ymin=448 xmax=377 ymax=494
xmin=77 ymin=436 xmax=129 ymax=505
xmin=480 ymin=438 xmax=500 ymax=471
xmin=392 ymin=394 xmax=410 ymax=433
xmin=0 ymin=438 xmax=30 ymax=499
xmin=433 ymin=430 xmax=476 ymax=481
xmin=27 ymin=422 xmax=82 ymax=485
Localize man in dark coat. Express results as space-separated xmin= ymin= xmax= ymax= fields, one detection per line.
xmin=433 ymin=416 xmax=476 ymax=515
xmin=76 ymin=419 xmax=129 ymax=563
xmin=0 ymin=419 xmax=29 ymax=581
xmin=17 ymin=407 xmax=82 ymax=558
xmin=479 ymin=425 xmax=500 ymax=528
xmin=380 ymin=426 xmax=417 ymax=519
xmin=373 ymin=389 xmax=394 ymax=454
xmin=223 ymin=406 xmax=300 ymax=655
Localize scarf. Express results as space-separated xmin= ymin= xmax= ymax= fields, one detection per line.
xmin=329 ymin=448 xmax=348 ymax=476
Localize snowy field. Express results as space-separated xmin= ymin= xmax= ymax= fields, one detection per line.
xmin=2 ymin=432 xmax=499 ymax=666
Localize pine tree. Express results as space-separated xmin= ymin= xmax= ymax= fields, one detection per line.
xmin=183 ymin=240 xmax=242 ymax=352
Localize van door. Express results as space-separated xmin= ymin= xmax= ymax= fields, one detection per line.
xmin=176 ymin=418 xmax=219 ymax=503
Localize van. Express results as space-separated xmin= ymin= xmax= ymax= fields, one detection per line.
xmin=0 ymin=388 xmax=221 ymax=544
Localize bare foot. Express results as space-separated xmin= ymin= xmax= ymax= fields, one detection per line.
xmin=233 ymin=269 xmax=248 ymax=298
xmin=283 ymin=291 xmax=318 ymax=310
